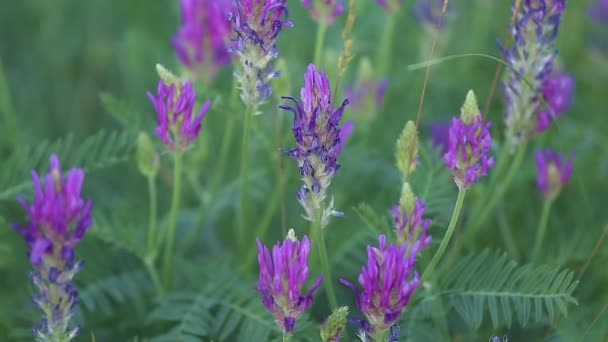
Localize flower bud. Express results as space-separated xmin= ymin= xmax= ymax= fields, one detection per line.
xmin=136 ymin=132 xmax=159 ymax=178
xmin=320 ymin=306 xmax=349 ymax=342
xmin=395 ymin=121 xmax=418 ymax=180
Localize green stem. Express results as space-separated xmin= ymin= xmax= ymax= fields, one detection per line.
xmin=209 ymin=117 xmax=235 ymax=196
xmin=377 ymin=12 xmax=397 ymax=76
xmin=313 ymin=211 xmax=339 ymax=310
xmin=462 ymin=142 xmax=527 ymax=245
xmin=238 ymin=106 xmax=254 ymax=250
xmin=313 ymin=20 xmax=328 ymax=67
xmin=374 ymin=329 xmax=390 ymax=342
xmin=283 ymin=331 xmax=292 ymax=342
xmin=162 ymin=152 xmax=183 ymax=285
xmin=532 ymin=198 xmax=553 ymax=260
xmin=422 ymin=188 xmax=467 ymax=281
xmin=147 ymin=176 xmax=158 ymax=255
xmin=144 ymin=259 xmax=164 ymax=296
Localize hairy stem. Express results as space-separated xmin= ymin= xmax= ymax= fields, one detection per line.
xmin=313 ymin=209 xmax=338 ymax=310
xmin=532 ymin=198 xmax=553 ymax=260
xmin=422 ymin=188 xmax=467 ymax=281
xmin=313 ymin=20 xmax=328 ymax=67
xmin=238 ymin=106 xmax=254 ymax=251
xmin=162 ymin=152 xmax=183 ymax=286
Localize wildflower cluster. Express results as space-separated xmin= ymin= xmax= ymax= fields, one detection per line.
xmin=535 ymin=149 xmax=573 ymax=200
xmin=229 ymin=0 xmax=293 ymax=110
xmin=502 ymin=0 xmax=573 ymax=149
xmin=13 ymin=155 xmax=92 ymax=341
xmin=281 ymin=64 xmax=351 ymax=227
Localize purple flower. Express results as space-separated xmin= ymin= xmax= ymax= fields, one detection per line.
xmin=172 ymin=0 xmax=233 ymax=80
xmin=301 ymin=0 xmax=345 ymax=24
xmin=536 ymin=71 xmax=575 ymax=131
xmin=256 ymin=229 xmax=323 ymax=333
xmin=501 ymin=0 xmax=568 ymax=149
xmin=412 ymin=0 xmax=451 ymax=29
xmin=444 ymin=91 xmax=494 ymax=188
xmin=12 ymin=155 xmax=91 ymax=341
xmin=535 ymin=149 xmax=572 ymax=199
xmin=340 ymin=235 xmax=421 ymax=336
xmin=229 ymin=0 xmax=293 ymax=109
xmin=392 ymin=198 xmax=432 ymax=248
xmin=280 ymin=64 xmax=349 ymax=226
xmin=147 ymin=79 xmax=211 ymax=152
xmin=429 ymin=120 xmax=451 ymax=154
xmin=588 ymin=0 xmax=608 ymax=23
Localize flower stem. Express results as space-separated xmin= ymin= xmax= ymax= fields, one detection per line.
xmin=461 ymin=142 xmax=527 ymax=246
xmin=209 ymin=117 xmax=235 ymax=196
xmin=144 ymin=259 xmax=163 ymax=296
xmin=162 ymin=151 xmax=183 ymax=286
xmin=282 ymin=331 xmax=292 ymax=342
xmin=147 ymin=176 xmax=158 ymax=255
xmin=532 ymin=198 xmax=553 ymax=260
xmin=313 ymin=20 xmax=328 ymax=67
xmin=377 ymin=12 xmax=397 ymax=76
xmin=422 ymin=188 xmax=467 ymax=281
xmin=374 ymin=329 xmax=389 ymax=342
xmin=313 ymin=210 xmax=338 ymax=310
xmin=238 ymin=106 xmax=254 ymax=251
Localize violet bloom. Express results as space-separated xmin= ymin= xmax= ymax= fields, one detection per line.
xmin=392 ymin=188 xmax=432 ymax=248
xmin=535 ymin=149 xmax=572 ymax=200
xmin=147 ymin=79 xmax=211 ymax=152
xmin=536 ymin=71 xmax=575 ymax=131
xmin=502 ymin=0 xmax=568 ymax=150
xmin=256 ymin=229 xmax=323 ymax=333
xmin=229 ymin=0 xmax=293 ymax=110
xmin=280 ymin=64 xmax=350 ymax=227
xmin=172 ymin=0 xmax=233 ymax=80
xmin=444 ymin=90 xmax=494 ymax=189
xmin=340 ymin=235 xmax=421 ymax=337
xmin=12 ymin=155 xmax=92 ymax=341
xmin=301 ymin=0 xmax=345 ymax=25
xmin=588 ymin=0 xmax=608 ymax=23
xmin=429 ymin=120 xmax=451 ymax=154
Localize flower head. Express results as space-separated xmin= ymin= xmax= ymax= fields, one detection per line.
xmin=320 ymin=306 xmax=349 ymax=342
xmin=280 ymin=64 xmax=350 ymax=227
xmin=229 ymin=0 xmax=293 ymax=110
xmin=301 ymin=0 xmax=345 ymax=25
xmin=588 ymin=0 xmax=608 ymax=23
xmin=536 ymin=70 xmax=575 ymax=131
xmin=502 ymin=0 xmax=568 ymax=150
xmin=256 ymin=229 xmax=323 ymax=332
xmin=344 ymin=58 xmax=388 ymax=126
xmin=172 ymin=0 xmax=233 ymax=80
xmin=340 ymin=235 xmax=421 ymax=336
xmin=395 ymin=121 xmax=418 ymax=180
xmin=147 ymin=78 xmax=211 ymax=152
xmin=444 ymin=90 xmax=494 ymax=188
xmin=392 ymin=183 xmax=432 ymax=248
xmin=12 ymin=155 xmax=91 ymax=341
xmin=535 ymin=149 xmax=572 ymax=200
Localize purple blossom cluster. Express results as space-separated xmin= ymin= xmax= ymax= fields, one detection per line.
xmin=172 ymin=0 xmax=233 ymax=80
xmin=147 ymin=79 xmax=211 ymax=151
xmin=340 ymin=235 xmax=421 ymax=336
xmin=256 ymin=230 xmax=323 ymax=332
xmin=392 ymin=198 xmax=431 ymax=247
xmin=13 ymin=155 xmax=92 ymax=341
xmin=535 ymin=149 xmax=572 ymax=200
xmin=280 ymin=64 xmax=350 ymax=226
xmin=229 ymin=0 xmax=293 ymax=109
xmin=502 ymin=0 xmax=572 ymax=149
xmin=301 ymin=0 xmax=345 ymax=24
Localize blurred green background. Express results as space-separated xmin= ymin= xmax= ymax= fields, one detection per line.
xmin=1 ymin=0 xmax=607 ymax=341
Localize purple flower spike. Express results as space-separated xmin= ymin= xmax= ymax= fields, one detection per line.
xmin=536 ymin=71 xmax=575 ymax=132
xmin=444 ymin=91 xmax=494 ymax=188
xmin=392 ymin=198 xmax=432 ymax=249
xmin=301 ymin=0 xmax=345 ymax=25
xmin=502 ymin=0 xmax=569 ymax=149
xmin=340 ymin=235 xmax=421 ymax=336
xmin=535 ymin=149 xmax=572 ymax=200
xmin=588 ymin=0 xmax=608 ymax=23
xmin=172 ymin=0 xmax=233 ymax=81
xmin=280 ymin=64 xmax=350 ymax=227
xmin=256 ymin=229 xmax=322 ymax=333
xmin=12 ymin=155 xmax=91 ymax=341
xmin=147 ymin=79 xmax=211 ymax=152
xmin=229 ymin=0 xmax=293 ymax=110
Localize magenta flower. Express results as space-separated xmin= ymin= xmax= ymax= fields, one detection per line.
xmin=280 ymin=64 xmax=350 ymax=226
xmin=535 ymin=149 xmax=572 ymax=200
xmin=256 ymin=229 xmax=323 ymax=333
xmin=340 ymin=235 xmax=421 ymax=336
xmin=536 ymin=71 xmax=575 ymax=131
xmin=392 ymin=198 xmax=432 ymax=248
xmin=147 ymin=79 xmax=211 ymax=152
xmin=229 ymin=0 xmax=293 ymax=109
xmin=12 ymin=155 xmax=92 ymax=341
xmin=301 ymin=0 xmax=345 ymax=24
xmin=172 ymin=0 xmax=233 ymax=80
xmin=502 ymin=0 xmax=568 ymax=149
xmin=444 ymin=91 xmax=494 ymax=188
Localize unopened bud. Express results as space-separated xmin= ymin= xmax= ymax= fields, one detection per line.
xmin=320 ymin=306 xmax=349 ymax=342
xmin=395 ymin=121 xmax=418 ymax=179
xmin=460 ymin=90 xmax=480 ymax=124
xmin=136 ymin=132 xmax=159 ymax=178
